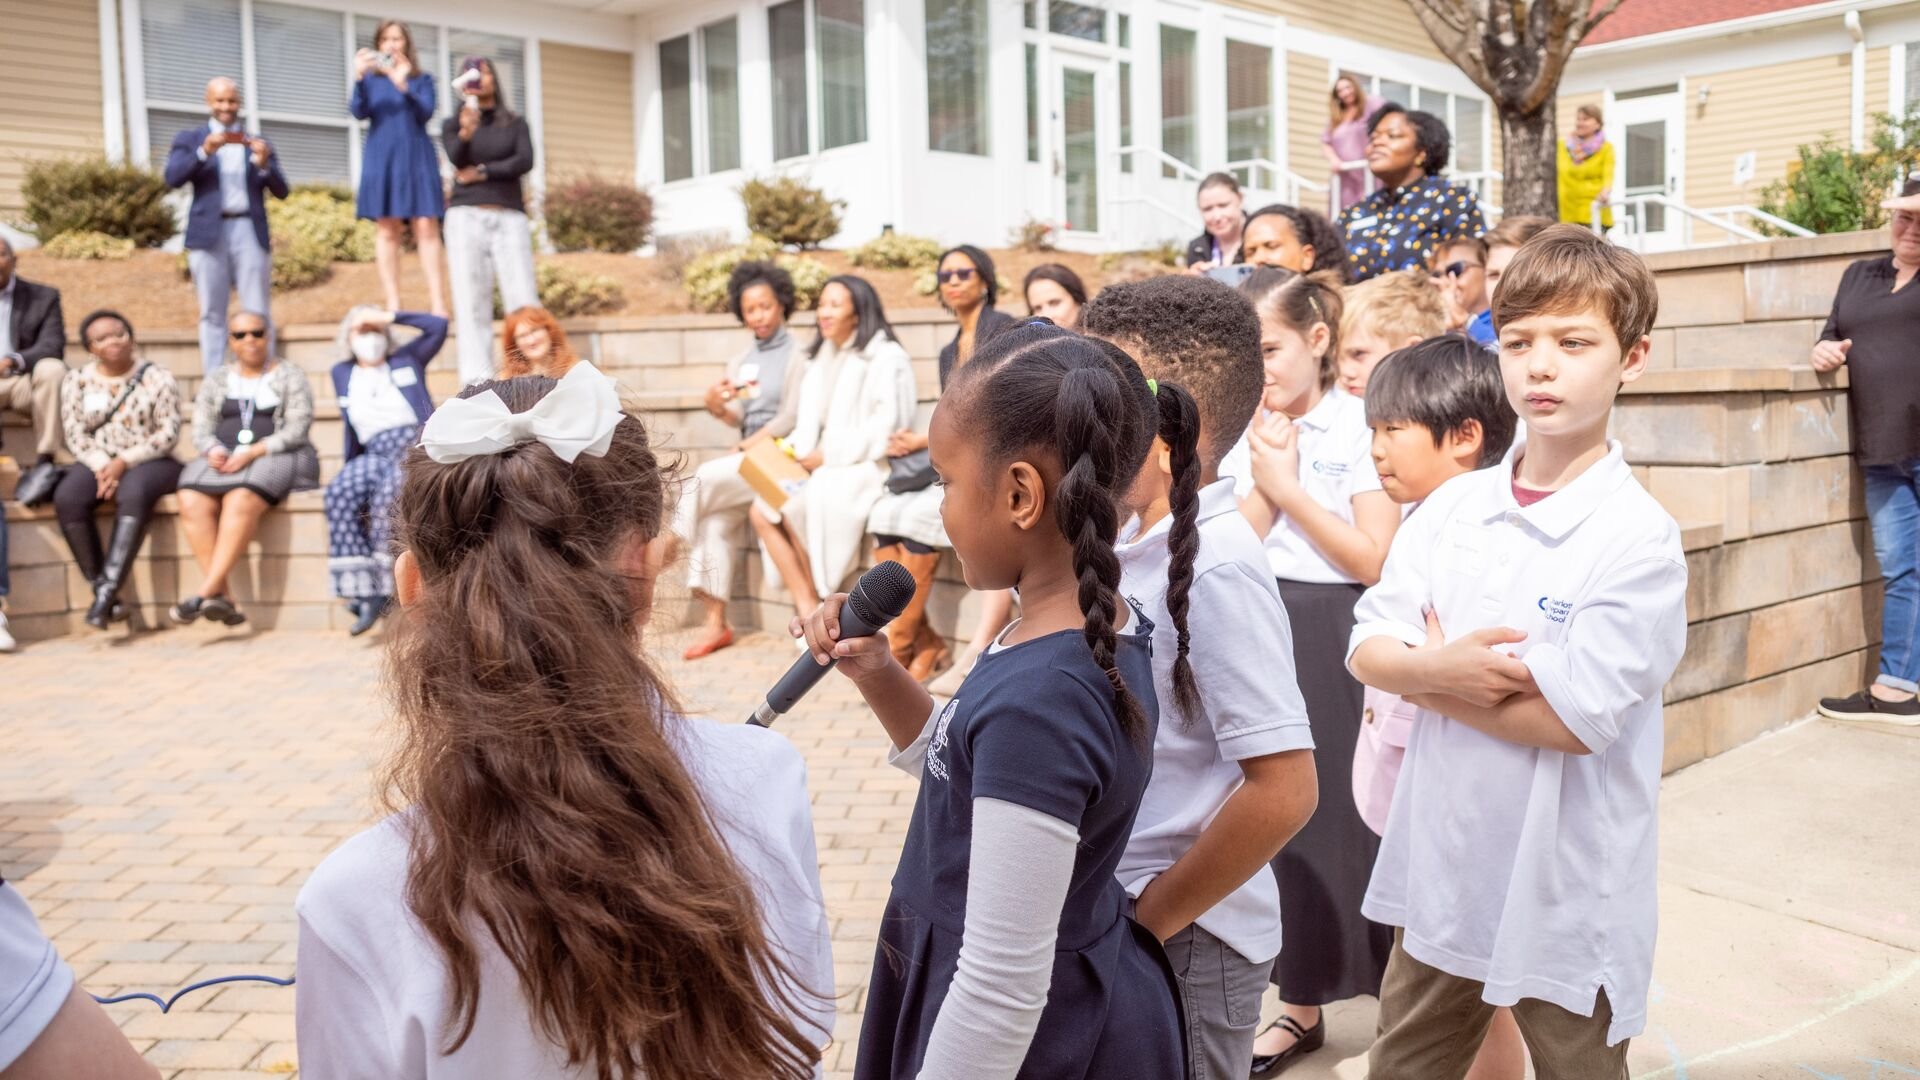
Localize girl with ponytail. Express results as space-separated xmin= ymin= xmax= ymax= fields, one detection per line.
xmin=795 ymin=322 xmax=1181 ymax=1079
xmin=294 ymin=365 xmax=834 ymax=1080
xmin=1082 ymin=273 xmax=1320 ymax=1080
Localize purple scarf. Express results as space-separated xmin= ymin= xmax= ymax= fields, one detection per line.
xmin=1566 ymin=130 xmax=1606 ymax=165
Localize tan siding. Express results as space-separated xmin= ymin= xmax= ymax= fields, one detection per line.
xmin=0 ymin=0 xmax=107 ymax=218
xmin=1866 ymin=46 xmax=1892 ymax=130
xmin=1232 ymin=0 xmax=1439 ymax=59
xmin=1485 ymin=116 xmax=1503 ymax=212
xmin=1286 ymin=52 xmax=1330 ymax=200
xmin=540 ymin=41 xmax=636 ymax=187
xmin=1685 ymin=54 xmax=1851 ymax=243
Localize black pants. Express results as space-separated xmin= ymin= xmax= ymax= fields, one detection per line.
xmin=53 ymin=458 xmax=182 ymax=528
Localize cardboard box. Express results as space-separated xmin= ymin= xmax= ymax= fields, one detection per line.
xmin=738 ymin=439 xmax=809 ymax=511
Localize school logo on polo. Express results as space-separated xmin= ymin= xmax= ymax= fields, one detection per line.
xmin=1310 ymin=459 xmax=1350 ymax=477
xmin=926 ymin=697 xmax=959 ymax=782
xmin=1538 ymin=596 xmax=1573 ymax=624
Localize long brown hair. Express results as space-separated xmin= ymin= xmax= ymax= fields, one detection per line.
xmin=373 ymin=19 xmax=420 ymax=70
xmin=1327 ymin=72 xmax=1367 ymax=125
xmin=382 ymin=377 xmax=822 ymax=1080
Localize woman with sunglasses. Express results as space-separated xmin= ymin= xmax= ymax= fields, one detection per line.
xmin=171 ymin=310 xmax=320 ymax=627
xmin=1427 ymin=236 xmax=1492 ymax=342
xmin=55 ymin=310 xmax=184 ymax=630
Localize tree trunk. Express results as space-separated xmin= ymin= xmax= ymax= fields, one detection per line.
xmin=1501 ymin=99 xmax=1560 ymax=220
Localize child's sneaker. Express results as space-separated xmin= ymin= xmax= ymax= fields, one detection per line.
xmin=1817 ymin=688 xmax=1920 ymax=726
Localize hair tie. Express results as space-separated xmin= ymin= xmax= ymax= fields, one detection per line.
xmin=1104 ymin=667 xmax=1128 ymax=694
xmin=420 ymin=361 xmax=625 ymax=465
xmin=1147 ymin=378 xmax=1158 ymax=396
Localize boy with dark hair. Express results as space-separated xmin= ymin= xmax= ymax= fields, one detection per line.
xmin=1349 ymin=225 xmax=1687 ymax=1077
xmin=1363 ymin=334 xmax=1516 ymax=500
xmin=1081 ymin=274 xmax=1319 ymax=1079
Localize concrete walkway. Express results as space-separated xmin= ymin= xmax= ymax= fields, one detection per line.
xmin=1 ymin=628 xmax=1915 ymax=1078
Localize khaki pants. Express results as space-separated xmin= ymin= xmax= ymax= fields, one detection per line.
xmin=0 ymin=357 xmax=65 ymax=457
xmin=1369 ymin=931 xmax=1630 ymax=1080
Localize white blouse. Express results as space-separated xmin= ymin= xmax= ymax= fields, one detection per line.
xmin=344 ymin=362 xmax=420 ymax=445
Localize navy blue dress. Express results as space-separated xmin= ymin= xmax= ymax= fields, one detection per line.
xmin=855 ymin=615 xmax=1185 ymax=1080
xmin=351 ymin=71 xmax=444 ymax=221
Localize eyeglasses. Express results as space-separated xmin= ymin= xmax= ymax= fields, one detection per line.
xmin=1444 ymin=261 xmax=1483 ymax=278
xmin=936 ymin=268 xmax=976 ymax=284
xmin=230 ymin=329 xmax=267 ymax=340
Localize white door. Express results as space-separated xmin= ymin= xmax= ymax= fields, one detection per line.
xmin=1611 ymin=90 xmax=1685 ymax=250
xmin=1053 ymin=57 xmax=1106 ymax=237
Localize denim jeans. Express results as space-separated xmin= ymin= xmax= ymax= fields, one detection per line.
xmin=1865 ymin=460 xmax=1920 ymax=693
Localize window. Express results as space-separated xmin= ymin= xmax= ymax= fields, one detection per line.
xmin=1117 ymin=12 xmax=1130 ymax=48
xmin=1454 ymin=95 xmax=1485 ymax=173
xmin=1048 ymin=0 xmax=1104 ymax=42
xmin=1025 ymin=43 xmax=1040 ymax=163
xmin=703 ymin=20 xmax=741 ymax=172
xmin=817 ymin=0 xmax=867 ymax=149
xmin=1119 ymin=61 xmax=1132 ymax=172
xmin=660 ymin=36 xmax=694 ymax=181
xmin=1225 ymin=40 xmax=1271 ymax=188
xmin=446 ymin=29 xmax=526 ymax=115
xmin=770 ymin=1 xmax=809 ymax=159
xmin=1907 ymin=42 xmax=1920 ymax=110
xmin=1378 ymin=79 xmax=1412 ymax=108
xmin=926 ymin=0 xmax=990 ymax=155
xmin=1160 ymin=25 xmax=1196 ymax=177
xmin=1023 ymin=0 xmax=1036 ymax=29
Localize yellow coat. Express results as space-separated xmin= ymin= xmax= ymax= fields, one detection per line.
xmin=1558 ymin=139 xmax=1615 ymax=228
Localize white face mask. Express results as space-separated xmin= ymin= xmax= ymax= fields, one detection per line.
xmin=350 ymin=332 xmax=389 ymax=364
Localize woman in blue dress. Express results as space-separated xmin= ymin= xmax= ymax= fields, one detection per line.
xmin=352 ymin=20 xmax=449 ymax=319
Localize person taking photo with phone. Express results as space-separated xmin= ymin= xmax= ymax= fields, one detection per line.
xmin=441 ymin=56 xmax=537 ymax=387
xmin=353 ymin=20 xmax=449 ymax=319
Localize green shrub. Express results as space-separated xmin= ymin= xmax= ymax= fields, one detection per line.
xmin=1010 ymin=216 xmax=1058 ymax=252
xmin=849 ymin=232 xmax=942 ymax=271
xmin=740 ymin=176 xmax=844 ymax=249
xmin=1098 ymin=242 xmax=1181 ymax=271
xmin=290 ymin=181 xmax=355 ymax=204
xmin=268 ymin=190 xmax=375 ymax=263
xmin=20 ymin=157 xmax=175 ymax=247
xmin=545 ymin=175 xmax=654 ymax=252
xmin=539 ymin=262 xmax=624 ymax=317
xmin=1760 ymin=113 xmax=1920 ymax=234
xmin=684 ymin=237 xmax=829 ymax=313
xmin=41 ymin=230 xmax=136 ymax=260
xmin=271 ymin=234 xmax=333 ymax=290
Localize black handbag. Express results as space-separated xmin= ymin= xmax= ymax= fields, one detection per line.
xmin=885 ymin=448 xmax=936 ymax=494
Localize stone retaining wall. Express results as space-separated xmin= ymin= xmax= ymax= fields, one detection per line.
xmin=5 ymin=230 xmax=1895 ymax=773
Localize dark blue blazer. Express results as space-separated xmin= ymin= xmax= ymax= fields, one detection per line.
xmin=163 ymin=126 xmax=290 ymax=252
xmin=330 ymin=312 xmax=449 ymax=462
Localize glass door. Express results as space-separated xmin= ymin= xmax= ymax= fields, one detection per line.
xmin=1612 ymin=90 xmax=1684 ymax=250
xmin=1055 ymin=59 xmax=1103 ymax=235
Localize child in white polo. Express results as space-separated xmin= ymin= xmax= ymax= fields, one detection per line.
xmin=1347 ymin=225 xmax=1688 ymax=1078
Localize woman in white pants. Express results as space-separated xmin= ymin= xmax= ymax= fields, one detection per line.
xmin=672 ymin=262 xmax=805 ymax=660
xmin=439 ymin=56 xmax=537 ymax=386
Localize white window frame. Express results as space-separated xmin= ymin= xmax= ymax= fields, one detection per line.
xmin=656 ymin=16 xmax=746 ymax=183
xmin=762 ymin=0 xmax=871 ymax=164
xmin=1221 ymin=31 xmax=1279 ymax=190
xmin=1340 ymin=68 xmax=1494 ymax=179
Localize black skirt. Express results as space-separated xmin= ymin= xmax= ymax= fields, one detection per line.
xmin=1269 ymin=578 xmax=1393 ymax=1004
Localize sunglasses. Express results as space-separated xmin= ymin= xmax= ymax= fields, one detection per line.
xmin=230 ymin=329 xmax=267 ymax=340
xmin=936 ymin=268 xmax=976 ymax=284
xmin=1444 ymin=261 xmax=1482 ymax=277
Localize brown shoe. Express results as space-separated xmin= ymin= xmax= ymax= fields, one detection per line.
xmin=908 ymin=621 xmax=952 ymax=682
xmin=888 ymin=549 xmax=942 ymax=673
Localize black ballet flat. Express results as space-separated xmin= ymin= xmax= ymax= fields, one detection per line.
xmin=1249 ymin=1013 xmax=1325 ymax=1077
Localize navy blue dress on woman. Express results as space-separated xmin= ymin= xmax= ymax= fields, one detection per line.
xmin=855 ymin=613 xmax=1185 ymax=1080
xmin=351 ymin=71 xmax=444 ymax=221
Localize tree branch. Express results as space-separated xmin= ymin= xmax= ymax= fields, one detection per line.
xmin=1407 ymin=0 xmax=1492 ymax=88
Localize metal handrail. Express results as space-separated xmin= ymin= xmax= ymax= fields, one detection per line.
xmin=1110 ymin=193 xmax=1200 ymax=235
xmin=1114 ymin=145 xmax=1206 ymax=183
xmin=1594 ymin=194 xmax=1815 ymax=246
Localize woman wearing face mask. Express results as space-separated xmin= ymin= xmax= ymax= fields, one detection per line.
xmin=325 ymin=305 xmax=448 ymax=636
xmin=172 ymin=310 xmax=320 ymax=627
xmin=56 ymin=310 xmax=184 ymax=630
xmin=1185 ymin=173 xmax=1248 ymax=272
xmin=1340 ymin=104 xmax=1486 ymax=283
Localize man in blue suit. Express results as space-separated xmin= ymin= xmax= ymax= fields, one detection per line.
xmin=164 ymin=77 xmax=288 ymax=373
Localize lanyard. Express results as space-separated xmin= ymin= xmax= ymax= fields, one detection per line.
xmin=234 ymin=373 xmax=263 ymax=445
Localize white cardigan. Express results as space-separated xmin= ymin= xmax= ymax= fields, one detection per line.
xmin=774 ymin=330 xmax=918 ymax=596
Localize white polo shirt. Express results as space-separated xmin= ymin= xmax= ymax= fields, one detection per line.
xmin=1115 ymin=477 xmax=1314 ymax=965
xmin=1344 ymin=440 xmax=1687 ymax=1046
xmin=1220 ymin=387 xmax=1383 ymax=584
xmin=0 ymin=883 xmax=74 ymax=1070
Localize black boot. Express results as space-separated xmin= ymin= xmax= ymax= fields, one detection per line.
xmin=349 ymin=595 xmax=390 ymax=637
xmin=59 ymin=519 xmax=105 ymax=584
xmin=13 ymin=461 xmax=61 ymax=507
xmin=86 ymin=514 xmax=147 ymax=630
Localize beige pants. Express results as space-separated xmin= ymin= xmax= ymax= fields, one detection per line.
xmin=674 ymin=453 xmax=756 ymax=601
xmin=0 ymin=358 xmax=65 ymax=457
xmin=1369 ymin=931 xmax=1630 ymax=1080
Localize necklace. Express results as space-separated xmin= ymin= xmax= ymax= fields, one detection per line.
xmin=233 ymin=370 xmax=265 ymax=446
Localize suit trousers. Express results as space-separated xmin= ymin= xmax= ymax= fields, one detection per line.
xmin=0 ymin=357 xmax=64 ymax=456
xmin=188 ymin=216 xmax=274 ymax=374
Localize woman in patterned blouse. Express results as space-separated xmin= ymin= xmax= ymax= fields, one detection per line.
xmin=56 ymin=310 xmax=184 ymax=630
xmin=1339 ymin=103 xmax=1487 ymax=282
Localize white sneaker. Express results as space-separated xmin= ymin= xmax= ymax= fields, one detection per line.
xmin=0 ymin=611 xmax=15 ymax=653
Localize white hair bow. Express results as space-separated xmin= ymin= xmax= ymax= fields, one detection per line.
xmin=420 ymin=361 xmax=626 ymax=465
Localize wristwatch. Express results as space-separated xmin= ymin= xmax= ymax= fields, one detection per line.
xmin=476 ymin=163 xmax=490 ymax=179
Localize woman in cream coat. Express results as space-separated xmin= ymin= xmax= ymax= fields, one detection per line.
xmin=750 ymin=274 xmax=916 ymax=621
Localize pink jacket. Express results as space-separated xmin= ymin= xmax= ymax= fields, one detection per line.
xmin=1353 ymin=685 xmax=1419 ymax=836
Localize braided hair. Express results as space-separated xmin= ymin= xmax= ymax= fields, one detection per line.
xmin=950 ymin=322 xmax=1154 ymax=745
xmin=1152 ymin=380 xmax=1205 ymax=723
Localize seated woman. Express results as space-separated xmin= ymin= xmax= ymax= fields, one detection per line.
xmin=171 ymin=310 xmax=320 ymax=627
xmin=870 ymin=245 xmax=1015 ymax=684
xmin=55 ymin=310 xmax=184 ymax=630
xmin=672 ymin=261 xmax=806 ymax=660
xmin=295 ymin=368 xmax=833 ymax=1078
xmin=1240 ymin=203 xmax=1348 ymax=280
xmin=325 ymin=305 xmax=448 ymax=636
xmin=499 ymin=307 xmax=580 ymax=379
xmin=750 ymin=274 xmax=914 ymax=623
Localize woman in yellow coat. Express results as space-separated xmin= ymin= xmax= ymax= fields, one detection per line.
xmin=1558 ymin=103 xmax=1615 ymax=230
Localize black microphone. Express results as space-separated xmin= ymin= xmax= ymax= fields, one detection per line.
xmin=747 ymin=561 xmax=917 ymax=727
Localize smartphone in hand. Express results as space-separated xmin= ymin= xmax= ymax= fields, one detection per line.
xmin=1205 ymin=264 xmax=1256 ymax=288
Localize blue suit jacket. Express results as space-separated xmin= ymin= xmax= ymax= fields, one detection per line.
xmin=330 ymin=312 xmax=449 ymax=462
xmin=163 ymin=126 xmax=290 ymax=252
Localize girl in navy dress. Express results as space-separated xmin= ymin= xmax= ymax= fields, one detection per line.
xmin=796 ymin=323 xmax=1185 ymax=1079
xmin=353 ymin=20 xmax=449 ymax=317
